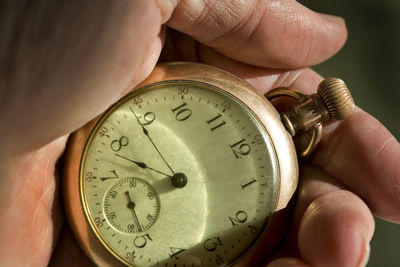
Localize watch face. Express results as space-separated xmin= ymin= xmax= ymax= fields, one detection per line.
xmin=80 ymin=80 xmax=280 ymax=266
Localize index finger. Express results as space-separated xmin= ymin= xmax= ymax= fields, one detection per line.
xmin=164 ymin=0 xmax=347 ymax=68
xmin=311 ymin=110 xmax=400 ymax=223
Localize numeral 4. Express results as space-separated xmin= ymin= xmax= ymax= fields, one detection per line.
xmin=169 ymin=247 xmax=185 ymax=259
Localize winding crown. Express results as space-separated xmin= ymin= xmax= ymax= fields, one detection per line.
xmin=317 ymin=78 xmax=355 ymax=121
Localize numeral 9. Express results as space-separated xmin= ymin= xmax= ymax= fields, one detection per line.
xmin=138 ymin=112 xmax=155 ymax=125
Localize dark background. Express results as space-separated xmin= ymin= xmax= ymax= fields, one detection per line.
xmin=298 ymin=0 xmax=400 ymax=266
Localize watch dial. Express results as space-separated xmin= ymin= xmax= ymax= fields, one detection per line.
xmin=80 ymin=81 xmax=279 ymax=266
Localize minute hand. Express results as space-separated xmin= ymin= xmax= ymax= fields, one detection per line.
xmin=131 ymin=108 xmax=175 ymax=175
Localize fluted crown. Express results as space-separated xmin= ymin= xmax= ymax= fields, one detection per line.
xmin=317 ymin=78 xmax=355 ymax=120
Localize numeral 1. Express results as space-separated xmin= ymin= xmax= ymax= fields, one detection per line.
xmin=241 ymin=178 xmax=257 ymax=190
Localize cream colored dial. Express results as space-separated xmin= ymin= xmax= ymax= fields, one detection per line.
xmin=81 ymin=81 xmax=280 ymax=266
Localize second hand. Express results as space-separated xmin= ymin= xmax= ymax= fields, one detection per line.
xmin=124 ymin=191 xmax=142 ymax=232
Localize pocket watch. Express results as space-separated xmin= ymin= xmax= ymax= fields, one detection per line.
xmin=63 ymin=62 xmax=354 ymax=267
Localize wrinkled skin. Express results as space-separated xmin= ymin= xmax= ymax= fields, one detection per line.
xmin=0 ymin=1 xmax=399 ymax=267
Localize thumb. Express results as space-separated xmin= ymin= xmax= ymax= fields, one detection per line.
xmin=0 ymin=0 xmax=163 ymax=155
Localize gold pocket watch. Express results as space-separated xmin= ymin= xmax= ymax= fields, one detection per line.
xmin=63 ymin=62 xmax=354 ymax=267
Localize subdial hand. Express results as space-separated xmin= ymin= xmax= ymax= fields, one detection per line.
xmin=124 ymin=191 xmax=143 ymax=232
xmin=115 ymin=153 xmax=173 ymax=178
xmin=130 ymin=107 xmax=175 ymax=176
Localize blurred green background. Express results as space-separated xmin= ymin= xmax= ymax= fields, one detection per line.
xmin=298 ymin=0 xmax=400 ymax=266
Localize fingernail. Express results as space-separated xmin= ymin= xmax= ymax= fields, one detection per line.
xmin=266 ymin=258 xmax=308 ymax=267
xmin=357 ymin=234 xmax=370 ymax=267
xmin=320 ymin=13 xmax=346 ymax=26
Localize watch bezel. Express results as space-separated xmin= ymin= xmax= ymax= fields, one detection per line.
xmin=63 ymin=62 xmax=298 ymax=267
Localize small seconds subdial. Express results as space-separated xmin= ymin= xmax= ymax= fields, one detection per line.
xmin=103 ymin=177 xmax=160 ymax=234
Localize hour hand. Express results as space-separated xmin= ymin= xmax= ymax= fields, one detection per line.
xmin=115 ymin=153 xmax=172 ymax=178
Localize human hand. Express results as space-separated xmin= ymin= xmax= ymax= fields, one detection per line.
xmin=0 ymin=1 xmax=398 ymax=267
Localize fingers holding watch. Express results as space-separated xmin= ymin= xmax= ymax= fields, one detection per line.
xmin=265 ymin=164 xmax=374 ymax=267
xmin=165 ymin=0 xmax=347 ymax=69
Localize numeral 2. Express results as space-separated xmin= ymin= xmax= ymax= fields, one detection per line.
xmin=229 ymin=210 xmax=248 ymax=226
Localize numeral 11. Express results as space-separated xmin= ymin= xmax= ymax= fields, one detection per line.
xmin=206 ymin=113 xmax=226 ymax=132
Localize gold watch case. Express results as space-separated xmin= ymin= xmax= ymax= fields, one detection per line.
xmin=63 ymin=62 xmax=298 ymax=266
